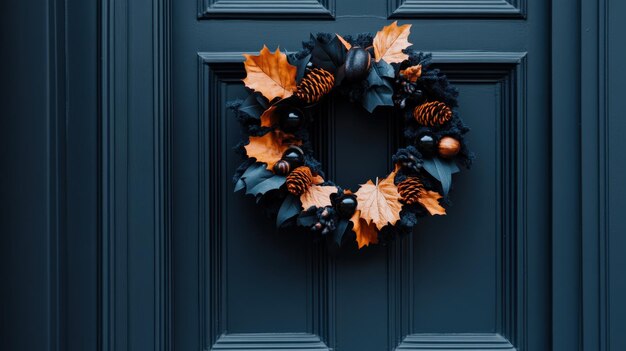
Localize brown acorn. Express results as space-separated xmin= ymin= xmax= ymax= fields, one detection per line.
xmin=286 ymin=166 xmax=314 ymax=195
xmin=273 ymin=160 xmax=291 ymax=175
xmin=397 ymin=177 xmax=423 ymax=205
xmin=413 ymin=101 xmax=452 ymax=126
xmin=438 ymin=136 xmax=461 ymax=158
xmin=295 ymin=68 xmax=334 ymax=104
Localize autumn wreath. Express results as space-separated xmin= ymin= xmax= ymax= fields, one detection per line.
xmin=230 ymin=22 xmax=473 ymax=249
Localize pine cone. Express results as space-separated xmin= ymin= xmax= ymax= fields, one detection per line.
xmin=397 ymin=177 xmax=423 ymax=205
xmin=413 ymin=101 xmax=452 ymax=126
xmin=295 ymin=68 xmax=334 ymax=104
xmin=286 ymin=166 xmax=314 ymax=195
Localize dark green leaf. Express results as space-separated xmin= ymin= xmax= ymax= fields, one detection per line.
xmin=246 ymin=175 xmax=286 ymax=197
xmin=362 ymin=83 xmax=394 ymax=113
xmin=360 ymin=61 xmax=395 ymax=113
xmin=239 ymin=162 xmax=273 ymax=192
xmin=297 ymin=209 xmax=318 ymax=227
xmin=238 ymin=93 xmax=268 ymax=119
xmin=293 ymin=53 xmax=311 ymax=82
xmin=276 ymin=194 xmax=303 ymax=227
xmin=373 ymin=60 xmax=395 ymax=79
xmin=422 ymin=157 xmax=460 ymax=195
xmin=234 ymin=178 xmax=245 ymax=192
xmin=333 ymin=219 xmax=349 ymax=245
xmin=310 ymin=34 xmax=346 ymax=74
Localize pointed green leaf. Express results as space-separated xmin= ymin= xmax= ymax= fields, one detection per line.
xmin=276 ymin=194 xmax=303 ymax=227
xmin=422 ymin=157 xmax=460 ymax=195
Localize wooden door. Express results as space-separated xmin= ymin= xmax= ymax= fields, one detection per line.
xmin=172 ymin=1 xmax=550 ymax=350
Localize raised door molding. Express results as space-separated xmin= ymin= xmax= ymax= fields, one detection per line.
xmin=198 ymin=0 xmax=335 ymax=19
xmin=388 ymin=0 xmax=525 ymax=18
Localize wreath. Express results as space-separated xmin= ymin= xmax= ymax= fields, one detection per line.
xmin=230 ymin=22 xmax=473 ymax=249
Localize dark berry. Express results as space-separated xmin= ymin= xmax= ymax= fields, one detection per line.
xmin=335 ymin=195 xmax=357 ymax=218
xmin=417 ymin=134 xmax=437 ymax=157
xmin=276 ymin=105 xmax=304 ymax=133
xmin=281 ymin=146 xmax=305 ymax=169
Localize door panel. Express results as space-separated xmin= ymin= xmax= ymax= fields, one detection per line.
xmin=174 ymin=1 xmax=549 ymax=350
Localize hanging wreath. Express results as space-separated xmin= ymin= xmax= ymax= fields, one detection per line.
xmin=230 ymin=22 xmax=473 ymax=249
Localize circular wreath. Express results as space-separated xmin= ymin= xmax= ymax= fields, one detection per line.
xmin=231 ymin=22 xmax=473 ymax=249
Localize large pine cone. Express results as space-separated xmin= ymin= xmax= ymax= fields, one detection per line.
xmin=295 ymin=68 xmax=334 ymax=104
xmin=413 ymin=101 xmax=452 ymax=126
xmin=286 ymin=166 xmax=314 ymax=195
xmin=397 ymin=177 xmax=423 ymax=205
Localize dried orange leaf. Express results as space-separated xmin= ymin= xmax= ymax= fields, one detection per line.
xmin=300 ymin=185 xmax=336 ymax=210
xmin=336 ymin=33 xmax=352 ymax=50
xmin=417 ymin=190 xmax=446 ymax=216
xmin=350 ymin=210 xmax=379 ymax=248
xmin=260 ymin=106 xmax=278 ymax=127
xmin=243 ymin=46 xmax=297 ymax=101
xmin=373 ymin=21 xmax=412 ymax=63
xmin=399 ymin=64 xmax=422 ymax=82
xmin=244 ymin=131 xmax=301 ymax=170
xmin=355 ymin=170 xmax=403 ymax=230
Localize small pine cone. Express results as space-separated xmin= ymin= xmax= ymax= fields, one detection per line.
xmin=295 ymin=68 xmax=334 ymax=104
xmin=286 ymin=166 xmax=314 ymax=195
xmin=397 ymin=177 xmax=423 ymax=205
xmin=413 ymin=101 xmax=452 ymax=126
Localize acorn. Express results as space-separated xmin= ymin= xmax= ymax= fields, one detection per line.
xmin=417 ymin=134 xmax=437 ymax=158
xmin=275 ymin=105 xmax=304 ymax=133
xmin=335 ymin=194 xmax=357 ymax=218
xmin=438 ymin=136 xmax=461 ymax=158
xmin=281 ymin=146 xmax=305 ymax=169
xmin=273 ymin=160 xmax=291 ymax=175
xmin=344 ymin=47 xmax=371 ymax=82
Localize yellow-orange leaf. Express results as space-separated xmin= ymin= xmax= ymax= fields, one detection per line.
xmin=244 ymin=131 xmax=301 ymax=170
xmin=350 ymin=210 xmax=379 ymax=249
xmin=243 ymin=46 xmax=297 ymax=101
xmin=260 ymin=106 xmax=278 ymax=127
xmin=336 ymin=33 xmax=352 ymax=50
xmin=373 ymin=21 xmax=412 ymax=64
xmin=300 ymin=185 xmax=336 ymax=210
xmin=355 ymin=170 xmax=403 ymax=230
xmin=417 ymin=190 xmax=446 ymax=216
xmin=399 ymin=64 xmax=422 ymax=82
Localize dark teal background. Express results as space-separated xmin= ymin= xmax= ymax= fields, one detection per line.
xmin=0 ymin=0 xmax=625 ymax=350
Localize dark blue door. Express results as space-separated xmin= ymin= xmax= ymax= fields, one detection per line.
xmin=172 ymin=1 xmax=550 ymax=350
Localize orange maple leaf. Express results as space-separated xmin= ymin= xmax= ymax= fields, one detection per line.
xmin=399 ymin=64 xmax=422 ymax=82
xmin=244 ymin=131 xmax=301 ymax=170
xmin=336 ymin=33 xmax=352 ymax=50
xmin=417 ymin=189 xmax=446 ymax=216
xmin=350 ymin=210 xmax=379 ymax=248
xmin=355 ymin=170 xmax=403 ymax=230
xmin=300 ymin=185 xmax=337 ymax=210
xmin=260 ymin=106 xmax=278 ymax=127
xmin=243 ymin=46 xmax=297 ymax=101
xmin=373 ymin=21 xmax=412 ymax=64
